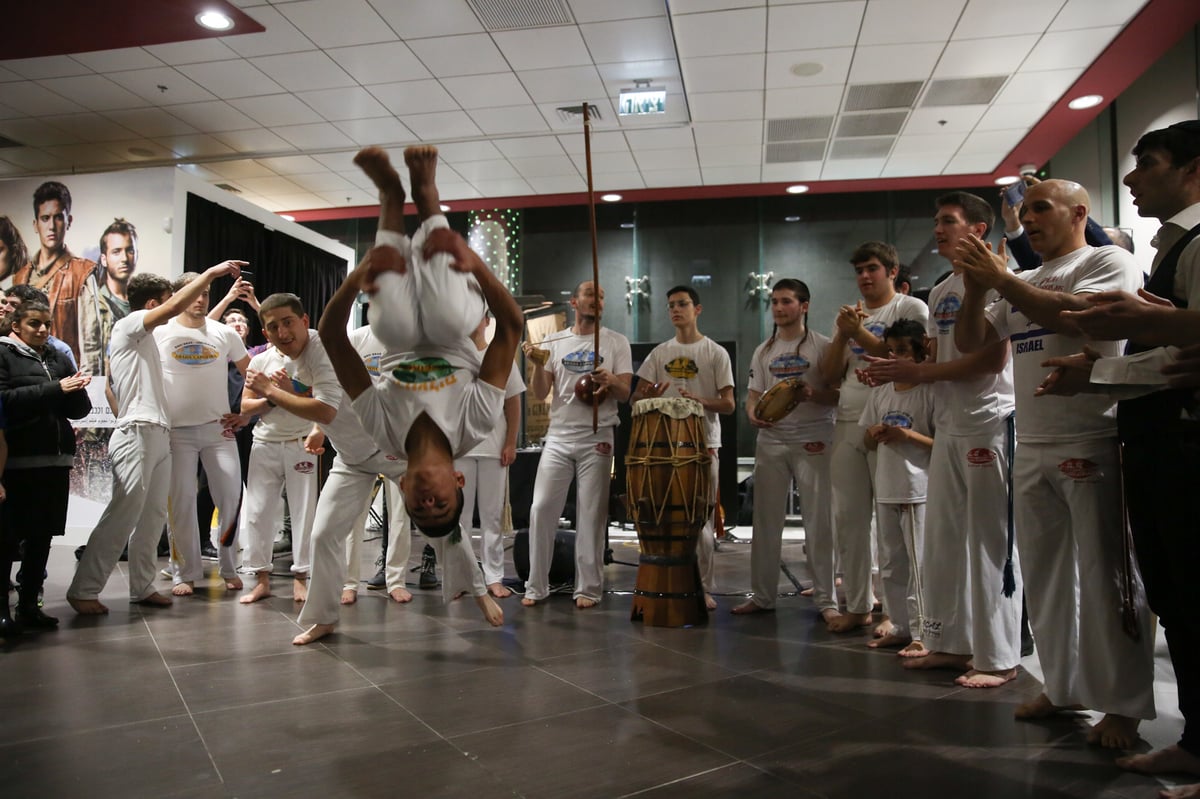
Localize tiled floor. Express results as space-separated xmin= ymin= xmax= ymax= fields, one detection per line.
xmin=0 ymin=530 xmax=1185 ymax=799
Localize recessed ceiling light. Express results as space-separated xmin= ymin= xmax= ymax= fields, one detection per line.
xmin=784 ymin=215 xmax=801 ymax=222
xmin=994 ymin=175 xmax=1021 ymax=186
xmin=790 ymin=62 xmax=823 ymax=77
xmin=1067 ymin=94 xmax=1103 ymax=110
xmin=785 ymin=185 xmax=809 ymax=194
xmin=439 ymin=203 xmax=450 ymax=212
xmin=619 ymin=222 xmax=635 ymax=229
xmin=601 ymin=193 xmax=622 ymax=202
xmin=196 ymin=10 xmax=234 ymax=31
xmin=280 ymin=214 xmax=296 ymax=222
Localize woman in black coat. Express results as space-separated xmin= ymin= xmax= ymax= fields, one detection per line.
xmin=0 ymin=300 xmax=91 ymax=635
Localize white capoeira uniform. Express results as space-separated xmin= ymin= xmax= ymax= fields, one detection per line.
xmin=919 ymin=273 xmax=1021 ymax=671
xmin=68 ymin=310 xmax=173 ymax=603
xmin=457 ymin=357 xmax=524 ymax=587
xmin=746 ymin=331 xmax=835 ymax=611
xmin=636 ymin=335 xmax=734 ymax=594
xmin=524 ymin=327 xmax=632 ymax=604
xmin=239 ymin=332 xmax=340 ymax=578
xmin=859 ymin=381 xmax=935 ymax=640
xmin=156 ymin=317 xmax=247 ymax=586
xmin=829 ymin=294 xmax=929 ymax=615
xmin=986 ymin=244 xmax=1154 ymax=718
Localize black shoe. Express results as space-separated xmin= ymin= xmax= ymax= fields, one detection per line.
xmin=366 ymin=566 xmax=386 ymax=590
xmin=273 ymin=533 xmax=292 ymax=557
xmin=418 ymin=544 xmax=440 ymax=590
xmin=200 ymin=542 xmax=219 ymax=560
xmin=1020 ymin=633 xmax=1035 ymax=658
xmin=15 ymin=606 xmax=59 ymax=630
xmin=0 ymin=614 xmax=22 ymax=638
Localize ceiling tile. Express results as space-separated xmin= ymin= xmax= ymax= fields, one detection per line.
xmin=767 ymin=2 xmax=865 ymax=51
xmin=580 ymin=18 xmax=677 ymax=64
xmin=689 ymin=90 xmax=764 ymax=121
xmin=107 ymin=138 xmax=180 ymax=162
xmin=539 ymin=97 xmax=620 ymax=132
xmin=42 ymin=143 xmax=129 ymax=166
xmin=956 ymin=128 xmax=1025 ymax=154
xmin=974 ymin=104 xmax=1048 ymax=132
xmin=518 ymin=66 xmax=607 ymax=103
xmin=0 ymin=83 xmax=85 ymax=115
xmin=71 ymin=48 xmax=163 ymax=72
xmin=176 ymin=163 xmax=227 ymax=182
xmin=368 ymin=80 xmax=459 ymax=115
xmin=624 ymin=127 xmax=695 ymax=150
xmin=702 ymin=164 xmax=762 ymax=184
xmin=1049 ymin=0 xmax=1147 ymax=31
xmin=671 ymin=0 xmax=765 ymax=12
xmin=235 ymin=175 xmax=305 ymax=195
xmin=934 ymin=35 xmax=1038 ymax=79
xmin=0 ymin=148 xmax=69 ymax=171
xmin=442 ymin=73 xmax=533 ymax=110
xmin=251 ymin=52 xmax=357 ymax=92
xmin=37 ymin=75 xmax=149 ymax=112
xmin=315 ymin=187 xmax=377 ymax=206
xmin=370 ymin=0 xmax=485 ymax=38
xmin=509 ymin=155 xmax=579 ymax=177
xmin=765 ymin=85 xmax=843 ymax=118
xmin=437 ymin=141 xmax=504 ymax=162
xmin=176 ymin=60 xmax=284 ymax=100
xmin=557 ymin=131 xmax=630 ymax=155
xmin=470 ymin=106 xmax=551 ymax=135
xmin=333 ymin=117 xmax=416 ymax=146
xmin=944 ymin=152 xmax=1002 ymax=174
xmin=596 ymin=59 xmax=682 ymax=89
xmin=102 ymin=108 xmax=198 ymax=138
xmin=859 ymin=0 xmax=964 ymax=46
xmin=760 ymin=162 xmax=821 ymax=182
xmin=156 ymin=134 xmax=237 ymax=158
xmin=995 ymin=68 xmax=1079 ymax=104
xmin=437 ymin=183 xmax=481 ymax=200
xmin=954 ymin=0 xmax=1065 ymax=39
xmin=142 ymin=39 xmax=241 ymax=66
xmin=471 ymin=178 xmax=534 ymax=197
xmin=766 ymin=48 xmax=853 ymax=89
xmin=276 ymin=0 xmax=395 ymax=48
xmin=697 ymin=145 xmax=762 ymax=167
xmin=593 ymin=171 xmax=644 ymax=191
xmin=397 ymin=110 xmax=483 ymax=140
xmin=1021 ymin=27 xmax=1121 ymax=71
xmin=820 ymin=158 xmax=886 ymax=179
xmin=212 ymin=127 xmax=298 ymax=154
xmin=255 ymin=155 xmax=329 ymax=175
xmin=106 ymin=67 xmax=217 ymax=105
xmin=263 ymin=191 xmax=326 ymax=209
xmin=674 ymin=8 xmax=766 ymax=58
xmin=492 ymin=27 xmax=592 ymax=71
xmin=3 ymin=55 xmax=92 ymax=80
xmin=494 ymin=137 xmax=566 ymax=158
xmin=641 ymin=167 xmax=703 ymax=187
xmin=298 ymin=86 xmax=390 ymax=121
xmin=904 ymin=105 xmax=987 ymax=134
xmin=569 ymin=149 xmax=638 ymax=173
xmin=693 ymin=120 xmax=763 ymax=147
xmin=570 ymin=0 xmax=664 ymax=21
xmin=453 ymin=160 xmax=522 ymax=181
xmin=271 ymin=122 xmax=358 ymax=149
xmin=526 ymin=175 xmax=588 ymax=193
xmin=633 ymin=146 xmax=699 ymax=170
xmin=881 ymin=153 xmax=953 ymax=176
xmin=890 ymin=132 xmax=967 ymax=156
xmin=0 ymin=65 xmax=22 ymax=82
xmin=407 ymin=34 xmax=510 ymax=78
xmin=228 ymin=94 xmax=320 ymax=127
xmin=221 ymin=5 xmax=314 ymax=58
xmin=328 ymin=41 xmax=430 ymax=84
xmin=681 ymin=54 xmax=765 ymax=93
xmin=0 ymin=118 xmax=82 ymax=147
xmin=849 ymin=43 xmax=944 ymax=83
xmin=204 ymin=159 xmax=280 ymax=179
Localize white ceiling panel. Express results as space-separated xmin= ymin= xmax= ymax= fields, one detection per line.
xmin=693 ymin=120 xmax=763 ymax=147
xmin=271 ymin=122 xmax=358 ymax=149
xmin=36 ymin=75 xmax=149 ymax=112
xmin=106 ymin=67 xmax=217 ymax=106
xmin=397 ymin=110 xmax=483 ymax=140
xmin=934 ymin=35 xmax=1039 ymax=79
xmin=641 ymin=167 xmax=703 ymax=187
xmin=702 ymin=164 xmax=762 ymax=184
xmin=995 ymin=69 xmax=1080 ymax=105
xmin=766 ymin=48 xmax=854 ymax=89
xmin=493 ymin=27 xmax=593 ymax=71
xmin=509 ymin=155 xmax=579 ymax=177
xmin=283 ymin=172 xmax=357 ymax=193
xmin=370 ymin=0 xmax=485 ymax=39
xmin=568 ymin=0 xmax=666 ymax=23
xmin=470 ymin=106 xmax=551 ymax=135
xmin=945 ymin=152 xmax=1004 ymax=173
xmin=519 ymin=66 xmax=608 ymax=104
xmin=276 ymin=0 xmax=395 ymax=49
xmin=0 ymin=117 xmax=82 ymax=147
xmin=251 ymin=52 xmax=357 ymax=92
xmin=672 ymin=0 xmax=765 ymax=12
xmin=71 ymin=48 xmax=162 ymax=73
xmin=859 ymin=0 xmax=964 ymax=46
xmin=570 ymin=149 xmax=639 ymax=173
xmin=974 ymin=103 xmax=1051 ymax=132
xmin=143 ymin=39 xmax=241 ymax=66
xmin=472 ymin=178 xmax=534 ymax=196
xmin=633 ymin=146 xmax=699 ymax=170
xmin=760 ymin=161 xmax=822 ymax=182
xmin=327 ymin=42 xmax=431 ymax=85
xmin=767 ymin=2 xmax=866 ymax=51
xmin=297 ymin=87 xmax=390 ymax=122
xmin=890 ymin=132 xmax=968 ymax=156
xmin=1021 ymin=27 xmax=1122 ymax=71
xmin=681 ymin=54 xmax=766 ymax=93
xmin=437 ymin=141 xmax=505 ymax=162
xmin=254 ymin=155 xmax=328 ymax=175
xmin=157 ymin=134 xmax=238 ymax=158
xmin=212 ymin=127 xmax=298 ymax=154
xmin=580 ymin=18 xmax=677 ymax=64
xmin=367 ymin=80 xmax=460 ymax=114
xmin=176 ymin=60 xmax=285 ymax=100
xmin=333 ymin=117 xmax=416 ymax=146
xmin=882 ymin=153 xmax=954 ymax=177
xmin=557 ymin=131 xmax=632 ymax=155
xmin=697 ymin=145 xmax=762 ymax=167
xmin=3 ymin=55 xmax=92 ymax=80
xmin=442 ymin=74 xmax=533 ymax=110
xmin=0 ymin=83 xmax=85 ymax=116
xmin=229 ymin=94 xmax=321 ymax=127
xmin=494 ymin=137 xmax=567 ymax=158
xmin=764 ymin=86 xmax=843 ymax=118
xmin=955 ymin=128 xmax=1026 ymax=155
xmin=689 ymin=90 xmax=764 ymax=122
xmin=954 ymin=0 xmax=1066 ymax=38
xmin=673 ymin=8 xmax=767 ymax=58
xmin=1050 ymin=0 xmax=1146 ymax=30
xmin=407 ymin=34 xmax=510 ymax=78
xmin=849 ymin=43 xmax=944 ymax=83
xmin=526 ymin=175 xmax=588 ymax=193
xmin=49 ymin=112 xmax=143 ymax=142
xmin=623 ymin=127 xmax=696 ymax=150
xmin=221 ymin=6 xmax=314 ymax=58
xmin=904 ymin=106 xmax=988 ymax=134
xmin=820 ymin=158 xmax=886 ymax=179
xmin=204 ymin=159 xmax=281 ymax=180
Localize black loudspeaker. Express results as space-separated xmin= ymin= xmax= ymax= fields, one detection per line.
xmin=512 ymin=529 xmax=577 ymax=584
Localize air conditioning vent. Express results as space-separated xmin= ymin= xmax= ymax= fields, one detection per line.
xmin=467 ymin=0 xmax=574 ymax=30
xmin=765 ymin=141 xmax=827 ymax=163
xmin=844 ymin=81 xmax=923 ymax=112
xmin=766 ymin=116 xmax=833 ymax=142
xmin=922 ymin=76 xmax=1007 ymax=107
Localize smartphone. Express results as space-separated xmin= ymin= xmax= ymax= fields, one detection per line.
xmin=1002 ymin=180 xmax=1025 ymax=208
xmin=239 ymin=270 xmax=255 ymax=280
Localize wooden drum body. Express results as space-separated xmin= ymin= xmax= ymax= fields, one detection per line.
xmin=625 ymin=397 xmax=712 ymax=627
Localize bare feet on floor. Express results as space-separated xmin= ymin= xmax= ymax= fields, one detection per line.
xmin=134 ymin=592 xmax=172 ymax=607
xmin=404 ymin=145 xmax=441 ymax=220
xmin=1087 ymin=714 xmax=1141 ymax=750
xmin=873 ymin=616 xmax=894 ymax=638
xmin=340 ymin=589 xmax=357 ymax=605
xmin=800 ymin=586 xmax=814 ymax=597
xmin=826 ymin=611 xmax=871 ymax=632
xmin=224 ymin=576 xmax=243 ymax=591
xmin=172 ymin=582 xmax=194 ymax=597
xmin=575 ymin=597 xmax=597 ymax=609
xmin=292 ymin=578 xmax=307 ymax=603
xmin=868 ymin=631 xmax=912 ymax=649
xmin=1117 ymin=744 xmax=1200 ymax=777
xmin=389 ymin=587 xmax=413 ymax=603
xmin=476 ymin=594 xmax=504 ymax=626
xmin=731 ymin=600 xmax=773 ymax=615
xmin=1013 ymin=692 xmax=1086 ymax=720
xmin=521 ymin=597 xmax=539 ymax=607
xmin=820 ymin=608 xmax=844 ymax=628
xmin=239 ymin=576 xmax=272 ymax=604
xmin=955 ymin=668 xmax=1017 ymax=688
xmin=902 ymin=650 xmax=973 ymax=669
xmin=293 ymin=623 xmax=335 ymax=646
xmin=898 ymin=640 xmax=928 ymax=657
xmin=68 ymin=597 xmax=109 ymax=615
xmin=488 ymin=582 xmax=512 ymax=599
xmin=705 ymin=592 xmax=717 ymax=611
xmin=1162 ymin=784 xmax=1200 ymax=799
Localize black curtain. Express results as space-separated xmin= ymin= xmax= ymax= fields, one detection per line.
xmin=184 ymin=193 xmax=346 ymax=345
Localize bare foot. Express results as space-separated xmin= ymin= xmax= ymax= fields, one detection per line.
xmin=705 ymin=592 xmax=717 ymax=611
xmin=354 ymin=145 xmax=408 ymax=225
xmin=224 ymin=576 xmax=243 ymax=591
xmin=1162 ymin=784 xmax=1200 ymax=799
xmin=68 ymin=597 xmax=109 ymax=615
xmin=956 ymin=668 xmax=1017 ymax=688
xmin=476 ymin=594 xmax=504 ymax=626
xmin=521 ymin=597 xmax=540 ymax=607
xmin=820 ymin=608 xmax=844 ymax=628
xmin=903 ymin=651 xmax=975 ymax=670
xmin=340 ymin=589 xmax=357 ymax=605
xmin=1117 ymin=744 xmax=1200 ymax=776
xmin=1087 ymin=714 xmax=1141 ymax=749
xmin=873 ymin=616 xmax=895 ymax=638
xmin=827 ymin=611 xmax=872 ymax=632
xmin=239 ymin=575 xmax=272 ymax=604
xmin=171 ymin=582 xmax=194 ymax=597
xmin=488 ymin=582 xmax=512 ymax=599
xmin=800 ymin=586 xmax=814 ymax=597
xmin=898 ymin=640 xmax=929 ymax=658
xmin=134 ymin=592 xmax=172 ymax=607
xmin=293 ymin=577 xmax=307 ymax=603
xmin=731 ymin=600 xmax=773 ymax=615
xmin=389 ymin=587 xmax=413 ymax=603
xmin=575 ymin=597 xmax=597 ymax=609
xmin=403 ymin=145 xmax=440 ymax=221
xmin=293 ymin=623 xmax=335 ymax=646
xmin=868 ymin=631 xmax=912 ymax=649
xmin=1014 ymin=692 xmax=1086 ymax=720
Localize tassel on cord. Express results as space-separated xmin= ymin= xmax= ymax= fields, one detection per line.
xmin=1002 ymin=412 xmax=1017 ymax=598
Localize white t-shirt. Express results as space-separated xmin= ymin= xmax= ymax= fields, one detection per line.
xmin=926 ymin=272 xmax=1015 ymax=435
xmin=541 ymin=327 xmax=633 ymax=439
xmin=636 ymin=336 xmax=734 ymax=449
xmin=155 ymin=317 xmax=248 ymax=427
xmin=986 ymin=245 xmax=1143 ymax=443
xmin=349 ymin=325 xmax=407 ymax=378
xmin=248 ymin=331 xmax=342 ymax=443
xmin=303 ymin=328 xmax=385 ymax=467
xmin=748 ymin=330 xmax=836 ymax=444
xmin=108 ymin=310 xmax=170 ymax=428
xmin=859 ymin=381 xmax=936 ymax=503
xmin=464 ymin=356 xmax=525 ymax=459
xmin=833 ymin=293 xmax=929 ymax=421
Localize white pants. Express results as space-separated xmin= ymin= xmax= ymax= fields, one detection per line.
xmin=342 ymin=478 xmax=409 ymax=592
xmin=920 ymin=425 xmax=1023 ymax=671
xmin=749 ymin=437 xmax=834 ymax=611
xmin=831 ymin=419 xmax=877 ymax=614
xmin=876 ymin=502 xmax=925 ymax=640
xmin=239 ymin=439 xmax=319 ymax=576
xmin=167 ymin=422 xmax=243 ymax=583
xmin=1016 ymin=438 xmax=1155 ymax=719
xmin=368 ymin=220 xmax=485 ymax=355
xmin=524 ymin=430 xmax=614 ymax=603
xmin=459 ymin=456 xmax=508 ymax=586
xmin=68 ymin=423 xmax=172 ymax=602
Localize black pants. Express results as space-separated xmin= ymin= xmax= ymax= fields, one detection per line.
xmin=1123 ymin=434 xmax=1200 ymax=755
xmin=2 ymin=466 xmax=71 ymax=608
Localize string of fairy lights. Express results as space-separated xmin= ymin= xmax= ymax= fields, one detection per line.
xmin=467 ymin=208 xmax=521 ymax=294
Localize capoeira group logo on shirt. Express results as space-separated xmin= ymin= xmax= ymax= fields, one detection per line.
xmin=289 ymin=376 xmax=313 ymax=397
xmin=882 ymin=410 xmax=914 ymax=429
xmin=1011 ymin=328 xmax=1048 ymax=356
xmin=933 ymin=294 xmax=961 ymax=334
xmin=562 ymin=350 xmax=603 ymax=373
xmin=850 ymin=321 xmax=887 ymax=357
xmin=171 ymin=342 xmax=220 ymax=365
xmin=664 ymin=357 xmax=698 ymax=380
xmin=361 ymin=352 xmax=383 ymax=376
xmin=768 ymin=354 xmax=809 ymax=378
xmin=392 ymin=357 xmax=461 ymax=391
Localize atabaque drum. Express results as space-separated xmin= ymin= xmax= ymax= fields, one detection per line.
xmin=625 ymin=397 xmax=711 ymax=626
